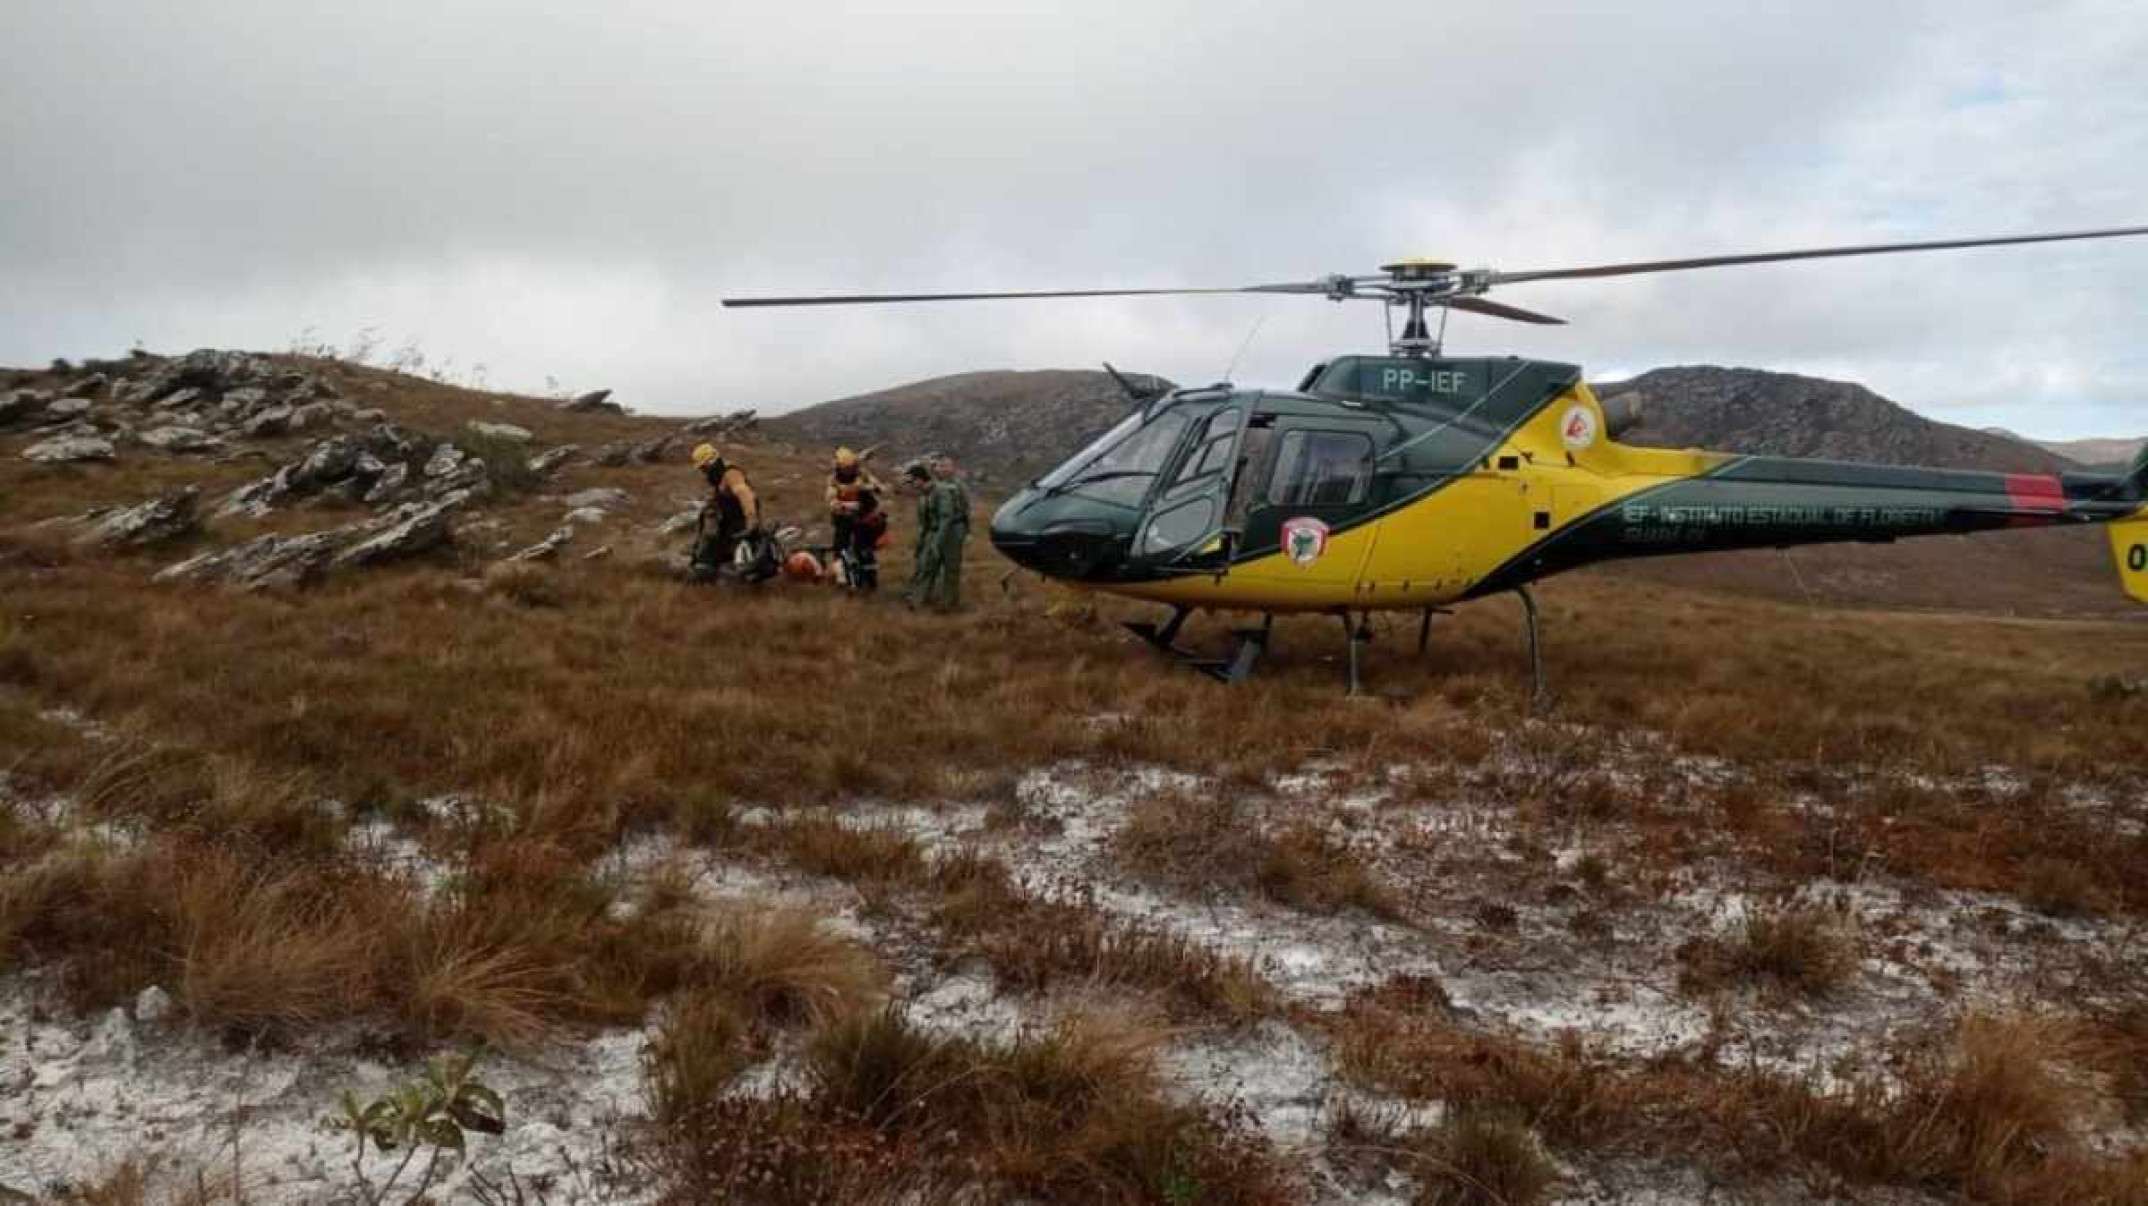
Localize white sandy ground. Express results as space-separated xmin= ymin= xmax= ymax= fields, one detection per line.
xmin=4 ymin=727 xmax=2142 ymax=1202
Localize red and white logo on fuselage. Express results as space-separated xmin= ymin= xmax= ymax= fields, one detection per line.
xmin=1560 ymin=404 xmax=1598 ymax=450
xmin=1281 ymin=516 xmax=1330 ymax=567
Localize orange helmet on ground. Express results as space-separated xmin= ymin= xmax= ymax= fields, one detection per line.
xmin=782 ymin=550 xmax=823 ymax=581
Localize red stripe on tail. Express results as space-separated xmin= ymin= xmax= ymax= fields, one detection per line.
xmin=2003 ymin=473 xmax=2066 ymax=526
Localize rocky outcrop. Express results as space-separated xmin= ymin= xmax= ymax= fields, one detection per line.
xmin=506 ymin=527 xmax=573 ymax=562
xmin=563 ymin=488 xmax=630 ymax=511
xmin=526 ymin=444 xmax=578 ymax=476
xmin=558 ymin=388 xmax=623 ymax=414
xmin=682 ymin=409 xmax=758 ymax=438
xmin=333 ymin=495 xmax=465 ymax=568
xmin=36 ymin=398 xmax=92 ymax=426
xmin=78 ymin=488 xmax=201 ymax=549
xmin=135 ymin=426 xmax=221 ymax=454
xmin=220 ymin=425 xmax=441 ymax=517
xmin=21 ymin=434 xmax=115 ymax=464
xmin=156 ymin=532 xmax=343 ymax=590
xmin=467 ymin=420 xmax=532 ymax=442
xmin=160 ymin=489 xmax=471 ymax=588
xmin=0 ymin=390 xmax=44 ymax=428
xmin=592 ymin=432 xmax=679 ymax=466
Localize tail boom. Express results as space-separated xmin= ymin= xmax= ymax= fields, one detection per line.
xmin=1468 ymin=454 xmax=2146 ymax=598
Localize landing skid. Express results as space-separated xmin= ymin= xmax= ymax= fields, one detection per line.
xmin=1125 ymin=607 xmax=1272 ymax=684
xmin=1126 ymin=595 xmax=1551 ymax=708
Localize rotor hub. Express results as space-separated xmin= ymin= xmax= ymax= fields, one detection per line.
xmin=1381 ymin=258 xmax=1457 ymax=281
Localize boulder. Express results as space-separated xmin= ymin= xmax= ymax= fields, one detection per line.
xmin=221 ymin=386 xmax=270 ymax=414
xmin=157 ymin=386 xmax=206 ymax=410
xmin=507 ymin=527 xmax=573 ymax=562
xmin=334 ymin=497 xmax=462 ymax=568
xmin=467 ymin=420 xmax=533 ymax=442
xmin=351 ymin=407 xmax=388 ymax=424
xmin=242 ymin=404 xmax=295 ymax=438
xmin=134 ymin=985 xmax=174 ymax=1024
xmin=137 ymin=426 xmax=221 ymax=453
xmin=156 ymin=531 xmax=342 ymax=590
xmin=81 ymin=487 xmax=200 ymax=548
xmin=562 ymin=506 xmax=608 ymax=526
xmin=423 ymin=443 xmax=467 ymax=478
xmin=682 ymin=408 xmax=757 ymax=436
xmin=564 ymin=487 xmax=630 ymax=511
xmin=139 ymin=348 xmax=271 ymax=402
xmin=22 ymin=434 xmax=115 ymax=463
xmin=63 ymin=373 xmax=108 ymax=399
xmin=363 ymin=461 xmax=410 ymax=505
xmin=526 ymin=444 xmax=579 ymax=476
xmin=658 ymin=506 xmax=702 ymax=534
xmin=0 ymin=390 xmax=44 ymax=428
xmin=593 ymin=434 xmax=677 ymax=466
xmin=559 ymin=388 xmax=623 ymax=414
xmin=37 ymin=397 xmax=92 ymax=425
xmin=289 ymin=401 xmax=334 ymax=432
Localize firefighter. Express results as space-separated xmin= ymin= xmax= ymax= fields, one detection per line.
xmin=824 ymin=446 xmax=887 ymax=591
xmin=689 ymin=442 xmax=760 ymax=582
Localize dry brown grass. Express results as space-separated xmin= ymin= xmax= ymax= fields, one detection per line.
xmin=7 ymin=357 xmax=2148 ymax=1201
xmin=1115 ymin=789 xmax=1403 ymax=918
xmin=1411 ymin=1106 xmax=1561 ymax=1206
xmin=170 ymin=850 xmax=387 ymax=1033
xmin=690 ymin=905 xmax=889 ymax=1027
xmin=1329 ymin=976 xmax=2148 ymax=1203
xmin=802 ymin=1007 xmax=1285 ymax=1202
xmin=1677 ymin=897 xmax=1860 ymax=999
xmin=642 ymin=1003 xmax=1285 ymax=1203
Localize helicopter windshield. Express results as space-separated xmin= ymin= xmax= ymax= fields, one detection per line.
xmin=1036 ymin=408 xmax=1195 ymax=507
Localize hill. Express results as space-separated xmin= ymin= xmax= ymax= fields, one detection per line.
xmin=1985 ymin=427 xmax=2146 ymax=471
xmin=1592 ymin=366 xmax=2131 ymax=617
xmin=1597 ymin=366 xmax=2075 ymax=473
xmin=763 ymin=368 xmax=1170 ymax=485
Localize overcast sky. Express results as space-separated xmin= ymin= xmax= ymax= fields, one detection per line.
xmin=5 ymin=1 xmax=2146 ymax=437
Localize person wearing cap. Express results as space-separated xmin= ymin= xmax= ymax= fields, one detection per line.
xmin=689 ymin=442 xmax=759 ymax=581
xmin=904 ymin=454 xmax=971 ymax=611
xmin=823 ymin=446 xmax=888 ymax=592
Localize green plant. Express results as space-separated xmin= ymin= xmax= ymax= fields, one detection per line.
xmin=330 ymin=1052 xmax=506 ymax=1205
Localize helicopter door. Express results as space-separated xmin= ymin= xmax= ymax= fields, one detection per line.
xmin=1128 ymin=402 xmax=1248 ymax=574
xmin=1236 ymin=421 xmax=1383 ymax=588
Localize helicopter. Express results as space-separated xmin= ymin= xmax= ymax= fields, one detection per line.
xmin=724 ymin=226 xmax=2148 ymax=697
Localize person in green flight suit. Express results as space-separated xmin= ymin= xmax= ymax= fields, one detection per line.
xmin=904 ymin=455 xmax=971 ymax=611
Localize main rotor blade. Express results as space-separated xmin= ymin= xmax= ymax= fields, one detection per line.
xmin=1489 ymin=224 xmax=2148 ymax=285
xmin=1441 ymin=295 xmax=1566 ymax=325
xmin=722 ymin=283 xmax=1325 ymax=307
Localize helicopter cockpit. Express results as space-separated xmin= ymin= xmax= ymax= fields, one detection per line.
xmin=993 ymin=387 xmax=1249 ymax=582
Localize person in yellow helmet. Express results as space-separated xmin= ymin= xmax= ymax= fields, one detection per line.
xmin=823 ymin=445 xmax=888 ymax=592
xmin=689 ymin=442 xmax=760 ymax=582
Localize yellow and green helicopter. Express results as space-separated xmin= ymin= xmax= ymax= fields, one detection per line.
xmin=726 ymin=227 xmax=2148 ymax=695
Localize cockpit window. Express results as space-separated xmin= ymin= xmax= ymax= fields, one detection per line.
xmin=1161 ymin=407 xmax=1241 ymax=497
xmin=1038 ymin=408 xmax=1193 ymax=507
xmin=1266 ymin=430 xmax=1372 ymax=507
xmin=1036 ymin=412 xmax=1142 ymax=489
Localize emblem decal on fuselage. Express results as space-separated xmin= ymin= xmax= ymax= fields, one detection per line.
xmin=1560 ymin=404 xmax=1598 ymax=450
xmin=1282 ymin=516 xmax=1330 ymax=567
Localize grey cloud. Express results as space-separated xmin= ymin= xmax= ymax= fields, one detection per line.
xmin=3 ymin=0 xmax=2145 ymax=436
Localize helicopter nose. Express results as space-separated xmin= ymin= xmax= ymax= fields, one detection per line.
xmin=990 ymin=490 xmax=1132 ymax=580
